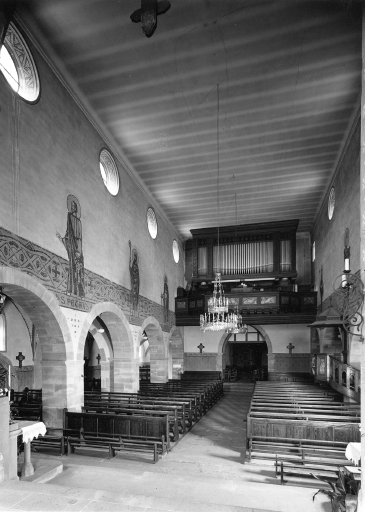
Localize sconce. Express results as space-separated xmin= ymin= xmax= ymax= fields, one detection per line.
xmin=332 ymin=230 xmax=364 ymax=341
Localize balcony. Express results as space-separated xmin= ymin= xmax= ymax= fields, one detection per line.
xmin=175 ymin=289 xmax=317 ymax=326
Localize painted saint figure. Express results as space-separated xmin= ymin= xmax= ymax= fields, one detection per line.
xmin=161 ymin=275 xmax=169 ymax=324
xmin=57 ymin=195 xmax=85 ymax=297
xmin=129 ymin=240 xmax=139 ymax=316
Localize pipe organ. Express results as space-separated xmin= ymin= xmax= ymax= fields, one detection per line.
xmin=189 ymin=220 xmax=298 ymax=281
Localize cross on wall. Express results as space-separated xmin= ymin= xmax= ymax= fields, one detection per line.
xmin=287 ymin=343 xmax=295 ymax=355
xmin=16 ymin=352 xmax=25 ymax=368
xmin=197 ymin=343 xmax=205 ymax=354
xmin=96 ymin=354 xmax=101 ymax=365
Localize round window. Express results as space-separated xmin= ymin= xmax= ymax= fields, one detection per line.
xmin=328 ymin=187 xmax=335 ymax=220
xmin=172 ymin=240 xmax=179 ymax=263
xmin=99 ymin=149 xmax=119 ymax=196
xmin=147 ymin=207 xmax=157 ymax=239
xmin=0 ymin=22 xmax=40 ymax=102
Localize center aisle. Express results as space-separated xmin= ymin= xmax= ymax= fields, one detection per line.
xmin=152 ymin=381 xmax=254 ymax=478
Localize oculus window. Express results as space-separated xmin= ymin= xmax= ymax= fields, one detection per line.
xmin=172 ymin=240 xmax=179 ymax=263
xmin=0 ymin=22 xmax=40 ymax=102
xmin=99 ymin=149 xmax=119 ymax=196
xmin=147 ymin=207 xmax=157 ymax=239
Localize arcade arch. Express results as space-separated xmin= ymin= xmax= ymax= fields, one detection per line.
xmin=0 ymin=266 xmax=73 ymax=427
xmin=78 ymin=302 xmax=138 ymax=393
xmin=140 ymin=317 xmax=168 ymax=383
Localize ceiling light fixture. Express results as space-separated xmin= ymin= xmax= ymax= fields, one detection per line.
xmin=200 ymin=84 xmax=235 ymax=333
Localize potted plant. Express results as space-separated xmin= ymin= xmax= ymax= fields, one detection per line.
xmin=312 ymin=470 xmax=359 ymax=512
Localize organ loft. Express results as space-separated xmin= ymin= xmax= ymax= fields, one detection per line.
xmin=0 ymin=1 xmax=363 ymax=511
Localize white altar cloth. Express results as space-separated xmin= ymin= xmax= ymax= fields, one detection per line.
xmin=345 ymin=442 xmax=361 ymax=466
xmin=18 ymin=421 xmax=46 ymax=443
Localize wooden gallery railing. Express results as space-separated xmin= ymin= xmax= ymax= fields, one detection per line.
xmin=312 ymin=354 xmax=360 ymax=402
xmin=329 ymin=356 xmax=360 ymax=402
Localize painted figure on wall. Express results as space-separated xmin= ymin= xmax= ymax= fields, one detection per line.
xmin=57 ymin=195 xmax=85 ymax=298
xmin=161 ymin=274 xmax=169 ymax=323
xmin=129 ymin=240 xmax=139 ymax=316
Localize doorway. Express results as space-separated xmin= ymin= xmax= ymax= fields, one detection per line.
xmin=223 ymin=326 xmax=268 ymax=381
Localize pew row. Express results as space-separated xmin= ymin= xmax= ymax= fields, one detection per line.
xmin=64 ymin=410 xmax=169 ymax=453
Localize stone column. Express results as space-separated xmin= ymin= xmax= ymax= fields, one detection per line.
xmin=113 ymin=358 xmax=139 ymax=392
xmin=0 ymin=397 xmax=9 ymax=480
xmin=100 ymin=361 xmax=111 ymax=391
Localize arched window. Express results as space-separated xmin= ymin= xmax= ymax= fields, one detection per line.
xmin=172 ymin=239 xmax=179 ymax=263
xmin=0 ymin=22 xmax=40 ymax=102
xmin=99 ymin=148 xmax=119 ymax=196
xmin=147 ymin=207 xmax=157 ymax=239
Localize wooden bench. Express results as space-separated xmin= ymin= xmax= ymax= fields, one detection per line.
xmin=275 ymin=455 xmax=348 ymax=485
xmin=67 ymin=433 xmax=159 ymax=463
xmin=81 ymin=404 xmax=180 ymax=441
xmin=64 ymin=410 xmax=170 ymax=452
xmin=85 ymin=395 xmax=194 ymax=429
xmin=11 ymin=404 xmax=42 ymax=421
xmin=31 ymin=434 xmax=66 ymax=456
xmin=86 ymin=391 xmax=198 ymax=425
xmin=248 ymin=436 xmax=348 ymax=462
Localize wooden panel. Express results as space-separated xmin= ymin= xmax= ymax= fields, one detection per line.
xmin=269 ymin=354 xmax=311 ymax=373
xmin=184 ymin=353 xmax=217 ymax=371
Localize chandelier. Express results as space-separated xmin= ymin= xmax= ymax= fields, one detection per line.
xmin=200 ymin=273 xmax=237 ymax=331
xmin=226 ymin=308 xmax=248 ymax=335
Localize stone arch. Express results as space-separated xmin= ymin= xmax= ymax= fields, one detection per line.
xmin=169 ymin=326 xmax=184 ymax=379
xmin=217 ymin=325 xmax=273 ymax=372
xmin=0 ymin=266 xmax=73 ymax=426
xmin=78 ymin=302 xmax=137 ymax=392
xmin=140 ymin=316 xmax=167 ymax=383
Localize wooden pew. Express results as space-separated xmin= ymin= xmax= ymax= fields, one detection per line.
xmin=81 ymin=404 xmax=180 ymax=441
xmin=11 ymin=403 xmax=42 ymax=421
xmin=85 ymin=394 xmax=193 ymax=429
xmin=85 ymin=391 xmax=199 ymax=423
xmin=64 ymin=410 xmax=171 ymax=452
xmin=67 ymin=431 xmax=159 ymax=463
xmin=275 ymin=455 xmax=350 ymax=485
xmin=31 ymin=433 xmax=66 ymax=456
xmin=248 ymin=436 xmax=348 ymax=462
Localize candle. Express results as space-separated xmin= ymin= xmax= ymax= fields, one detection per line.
xmin=344 ymin=258 xmax=350 ymax=272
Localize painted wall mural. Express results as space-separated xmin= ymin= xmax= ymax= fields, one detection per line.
xmin=128 ymin=240 xmax=140 ymax=316
xmin=162 ymin=275 xmax=169 ymax=324
xmin=0 ymin=227 xmax=174 ymax=331
xmin=56 ymin=195 xmax=85 ymax=298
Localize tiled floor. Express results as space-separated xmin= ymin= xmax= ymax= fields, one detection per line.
xmin=0 ymin=383 xmax=331 ymax=512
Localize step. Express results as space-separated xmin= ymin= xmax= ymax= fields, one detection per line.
xmin=0 ymin=465 xmax=331 ymax=512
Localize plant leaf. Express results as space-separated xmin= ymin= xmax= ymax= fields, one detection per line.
xmin=311 ymin=473 xmax=336 ymax=493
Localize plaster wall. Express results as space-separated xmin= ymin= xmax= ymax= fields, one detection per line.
xmin=0 ymin=25 xmax=184 ymax=313
xmin=1 ymin=302 xmax=33 ymax=366
xmin=262 ymin=324 xmax=310 ymax=353
xmin=183 ymin=324 xmax=310 ymax=355
xmin=183 ymin=327 xmax=222 ymax=353
xmin=312 ymin=115 xmax=360 ymax=302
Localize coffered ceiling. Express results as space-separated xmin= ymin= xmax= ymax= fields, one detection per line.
xmin=19 ymin=0 xmax=362 ymax=240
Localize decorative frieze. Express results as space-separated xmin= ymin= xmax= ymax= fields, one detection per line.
xmin=0 ymin=227 xmax=174 ymax=330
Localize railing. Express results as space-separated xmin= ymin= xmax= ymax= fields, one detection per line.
xmin=328 ymin=356 xmax=360 ymax=402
